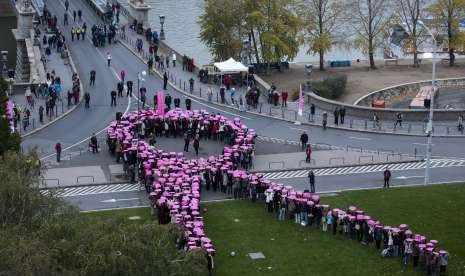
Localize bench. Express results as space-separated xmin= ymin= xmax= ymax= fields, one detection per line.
xmin=329 ymin=60 xmax=351 ymax=67
xmin=384 ymin=58 xmax=398 ymax=65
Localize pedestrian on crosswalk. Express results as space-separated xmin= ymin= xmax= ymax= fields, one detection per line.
xmin=308 ymin=170 xmax=315 ymax=193
xmin=383 ymin=167 xmax=391 ymax=188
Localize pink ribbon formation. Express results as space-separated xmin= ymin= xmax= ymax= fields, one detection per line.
xmin=106 ymin=108 xmax=447 ymax=261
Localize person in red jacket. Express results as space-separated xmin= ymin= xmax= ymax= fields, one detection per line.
xmin=305 ymin=144 xmax=312 ymax=163
xmin=55 ymin=140 xmax=62 ymax=162
xmin=281 ymin=90 xmax=288 ymax=108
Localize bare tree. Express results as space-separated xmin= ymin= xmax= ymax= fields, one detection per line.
xmin=300 ymin=0 xmax=345 ymax=70
xmin=395 ymin=0 xmax=427 ymax=66
xmin=350 ymin=0 xmax=393 ymax=69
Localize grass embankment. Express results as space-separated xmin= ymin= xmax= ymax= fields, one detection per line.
xmin=203 ymin=184 xmax=465 ymax=276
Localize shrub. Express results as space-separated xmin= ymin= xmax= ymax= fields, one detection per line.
xmin=312 ymin=75 xmax=347 ymax=100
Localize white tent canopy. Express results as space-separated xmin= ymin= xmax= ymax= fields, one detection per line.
xmin=213 ymin=57 xmax=248 ymax=73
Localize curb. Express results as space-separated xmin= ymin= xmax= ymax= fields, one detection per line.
xmin=21 ymin=49 xmax=84 ymax=138
xmin=117 ymin=36 xmax=464 ymax=138
xmin=249 ymin=159 xmax=423 ymax=174
xmin=316 ymin=179 xmax=465 ymax=195
xmin=39 ymin=179 xmax=130 ymax=190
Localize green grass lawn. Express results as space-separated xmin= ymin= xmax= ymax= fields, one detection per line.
xmin=202 ymin=184 xmax=465 ymax=276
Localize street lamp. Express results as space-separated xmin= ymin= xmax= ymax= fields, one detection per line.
xmin=159 ymin=15 xmax=165 ymax=40
xmin=418 ymin=20 xmax=437 ymax=185
xmin=1 ymin=50 xmax=8 ymax=79
xmin=136 ymin=70 xmax=146 ymax=184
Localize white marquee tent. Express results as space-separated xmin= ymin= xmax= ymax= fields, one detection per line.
xmin=213 ymin=57 xmax=248 ymax=73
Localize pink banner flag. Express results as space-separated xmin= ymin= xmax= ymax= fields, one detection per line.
xmin=157 ymin=90 xmax=165 ymax=115
xmin=298 ymin=84 xmax=303 ymax=116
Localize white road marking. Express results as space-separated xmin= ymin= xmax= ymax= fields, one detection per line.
xmin=395 ymin=175 xmax=425 ymax=180
xmin=101 ymin=198 xmax=140 ymax=203
xmin=349 ymin=137 xmax=372 ymax=141
xmin=289 ymin=127 xmax=308 ymax=132
xmin=41 ymin=183 xmax=140 ymax=197
xmin=260 ymin=159 xmax=465 ymax=180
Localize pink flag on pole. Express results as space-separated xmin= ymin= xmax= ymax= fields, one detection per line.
xmin=298 ymin=84 xmax=303 ymax=116
xmin=157 ymin=90 xmax=165 ymax=115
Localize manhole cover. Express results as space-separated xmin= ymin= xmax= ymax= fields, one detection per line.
xmin=248 ymin=252 xmax=266 ymax=259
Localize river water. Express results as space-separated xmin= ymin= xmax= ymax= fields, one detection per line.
xmin=142 ymin=0 xmax=367 ymax=66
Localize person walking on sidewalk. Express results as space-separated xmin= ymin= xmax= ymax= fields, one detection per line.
xmin=172 ymin=52 xmax=176 ymax=67
xmin=64 ymin=13 xmax=69 ymax=26
xmin=73 ymin=10 xmax=76 ymax=22
xmin=77 ymin=10 xmax=82 ymax=23
xmin=394 ymin=112 xmax=403 ymax=128
xmin=300 ymin=131 xmax=308 ymax=151
xmin=281 ymin=90 xmax=288 ymax=108
xmin=84 ymin=92 xmax=90 ymax=108
xmin=65 ymin=0 xmax=69 ymax=11
xmin=163 ymin=72 xmax=168 ymax=90
xmin=189 ymin=77 xmax=194 ymax=93
xmin=310 ymin=104 xmax=315 ymax=122
xmin=89 ymin=70 xmax=96 ymax=86
xmin=90 ymin=133 xmax=98 ymax=153
xmin=333 ymin=107 xmax=339 ymax=126
xmin=383 ymin=167 xmax=391 ymax=188
xmin=322 ymin=112 xmax=328 ymax=129
xmin=305 ymin=144 xmax=312 ymax=163
xmin=117 ymin=81 xmax=124 ymax=97
xmin=107 ymin=52 xmax=112 ymax=67
xmin=339 ymin=106 xmax=346 ymax=124
xmin=39 ymin=105 xmax=44 ymax=124
xmin=55 ymin=140 xmax=62 ymax=163
xmin=308 ymin=170 xmax=315 ymax=193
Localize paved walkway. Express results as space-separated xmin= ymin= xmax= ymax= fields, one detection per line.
xmin=116 ymin=20 xmax=464 ymax=137
xmin=10 ymin=29 xmax=79 ymax=136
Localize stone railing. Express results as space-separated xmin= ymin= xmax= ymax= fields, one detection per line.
xmin=306 ymin=91 xmax=465 ymax=121
xmin=354 ymin=77 xmax=465 ymax=107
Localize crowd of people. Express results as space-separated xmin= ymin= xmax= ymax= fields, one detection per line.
xmin=104 ymin=106 xmax=449 ymax=275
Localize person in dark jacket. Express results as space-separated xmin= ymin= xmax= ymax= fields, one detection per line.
xmin=300 ymin=131 xmax=308 ymax=151
xmin=383 ymin=167 xmax=391 ymax=188
xmin=339 ymin=106 xmax=346 ymax=124
xmin=163 ymin=72 xmax=168 ymax=90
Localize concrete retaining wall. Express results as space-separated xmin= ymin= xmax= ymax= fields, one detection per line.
xmin=307 ymin=91 xmax=465 ymax=121
xmin=355 ymin=77 xmax=465 ymax=107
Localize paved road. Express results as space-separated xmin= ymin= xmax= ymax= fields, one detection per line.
xmin=44 ymin=164 xmax=464 ymax=211
xmin=23 ymin=0 xmax=465 ymax=192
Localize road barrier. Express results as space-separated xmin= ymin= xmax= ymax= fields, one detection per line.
xmin=269 ymin=161 xmax=285 ymax=169
xmin=329 ymin=157 xmax=345 ymax=165
xmin=76 ymin=175 xmax=95 ymax=184
xmin=387 ymin=153 xmax=402 ymax=161
xmin=299 ymin=159 xmax=316 ymax=167
xmin=42 ymin=178 xmax=60 ymax=187
xmin=358 ymin=155 xmax=374 ymax=163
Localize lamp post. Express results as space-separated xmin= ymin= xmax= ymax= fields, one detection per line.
xmin=418 ymin=20 xmax=437 ymax=185
xmin=136 ymin=70 xmax=146 ymax=180
xmin=159 ymin=15 xmax=165 ymax=40
xmin=1 ymin=50 xmax=8 ymax=79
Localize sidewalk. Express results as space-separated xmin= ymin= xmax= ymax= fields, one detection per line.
xmin=117 ymin=23 xmax=465 ymax=137
xmin=251 ymin=149 xmax=417 ymax=172
xmin=10 ymin=20 xmax=84 ymax=137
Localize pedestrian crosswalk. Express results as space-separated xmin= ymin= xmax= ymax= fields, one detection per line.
xmin=260 ymin=159 xmax=465 ymax=180
xmin=256 ymin=135 xmax=301 ymax=146
xmin=41 ymin=183 xmax=140 ymax=197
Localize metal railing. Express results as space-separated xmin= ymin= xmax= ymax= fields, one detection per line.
xmin=329 ymin=157 xmax=345 ymax=165
xmin=268 ymin=161 xmax=285 ymax=169
xmin=76 ymin=175 xmax=95 ymax=184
